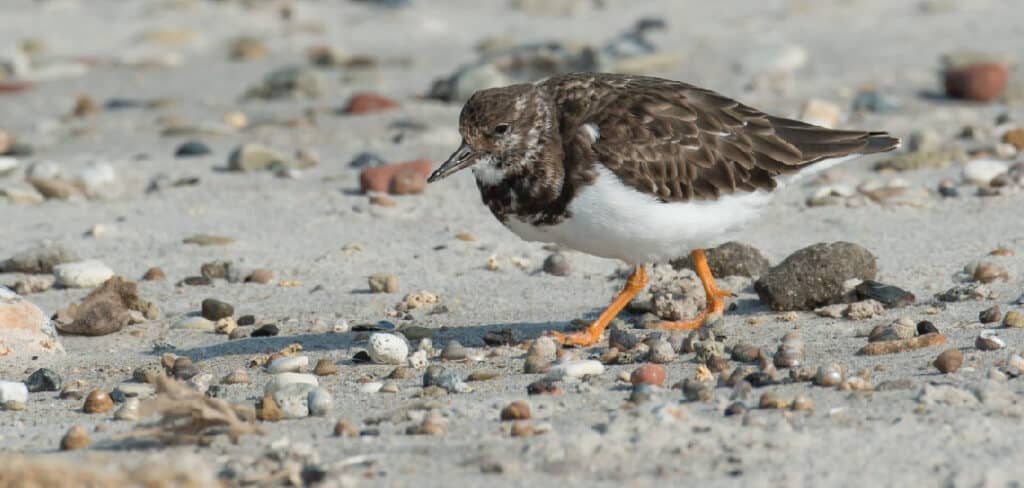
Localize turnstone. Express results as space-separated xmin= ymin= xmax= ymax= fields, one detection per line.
xmin=428 ymin=73 xmax=899 ymax=346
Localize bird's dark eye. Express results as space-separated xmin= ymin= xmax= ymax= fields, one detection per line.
xmin=493 ymin=123 xmax=510 ymax=135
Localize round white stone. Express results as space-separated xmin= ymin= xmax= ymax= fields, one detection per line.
xmin=546 ymin=359 xmax=605 ymax=379
xmin=0 ymin=380 xmax=29 ymax=405
xmin=264 ymin=372 xmax=318 ymax=394
xmin=307 ymin=387 xmax=332 ymax=416
xmin=367 ymin=333 xmax=409 ymax=365
xmin=360 ymin=381 xmax=383 ymax=394
xmin=963 ymin=159 xmax=1008 ymax=186
xmin=272 ymin=383 xmax=315 ymax=419
xmin=53 ymin=260 xmax=114 ymax=288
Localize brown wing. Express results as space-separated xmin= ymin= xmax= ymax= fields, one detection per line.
xmin=553 ymin=74 xmax=899 ymax=202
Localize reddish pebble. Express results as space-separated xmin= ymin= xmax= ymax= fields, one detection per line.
xmin=390 ymin=169 xmax=427 ymax=195
xmin=344 ymin=92 xmax=397 ymax=115
xmin=630 ymin=364 xmax=666 ymax=386
xmin=359 ymin=159 xmax=432 ymax=194
xmin=142 ymin=267 xmax=166 ymax=281
xmin=246 ymin=269 xmax=274 ymax=284
xmin=944 ymin=63 xmax=1008 ymax=102
xmin=500 ymin=401 xmax=531 ymax=421
xmin=0 ymin=81 xmax=32 ymax=94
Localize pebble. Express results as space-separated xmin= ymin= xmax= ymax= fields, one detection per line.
xmin=367 ymin=333 xmax=409 ymax=364
xmin=272 ymin=383 xmax=316 ymax=419
xmin=944 ymin=62 xmax=1008 ymax=102
xmin=141 ymin=267 xmax=165 ymax=281
xmin=380 ymin=381 xmax=400 ymax=393
xmin=523 ymin=354 xmax=550 ymax=374
xmin=1 ymin=244 xmax=79 ymax=274
xmin=245 ymin=269 xmax=274 ymax=284
xmin=527 ymin=379 xmax=563 ymax=395
xmin=682 ymin=378 xmax=715 ymax=402
xmin=758 ymin=392 xmax=788 ymax=409
xmin=500 ymin=401 xmax=531 ymax=421
xmin=527 ymin=336 xmax=558 ymax=362
xmin=368 ymin=273 xmax=399 ymax=293
xmin=83 ymin=389 xmax=113 ymax=413
xmin=172 ymin=357 xmax=199 ymax=380
xmin=267 ymin=355 xmax=309 ymax=374
xmin=174 ymin=316 xmax=215 ymax=332
xmin=754 ymin=242 xmax=876 ymax=311
xmin=1004 ymin=311 xmax=1024 ymax=328
xmin=854 ymin=280 xmax=916 ymax=308
xmin=646 ymin=339 xmax=676 ymax=363
xmin=53 ymin=260 xmax=114 ymax=288
xmin=251 ymin=323 xmax=280 ymax=337
xmin=390 ymin=170 xmax=427 ymax=195
xmin=791 ymin=395 xmax=814 ymax=411
xmin=975 ymin=331 xmax=1004 ymax=351
xmin=724 ymin=402 xmax=747 ymax=417
xmin=60 ymin=425 xmax=90 ymax=450
xmin=1002 ymin=128 xmax=1024 ymax=151
xmin=360 ymin=382 xmax=383 ymax=393
xmin=973 ymin=262 xmax=1009 ymax=283
xmin=963 ymin=159 xmax=1009 ymax=186
xmin=256 ymin=393 xmax=283 ymax=421
xmin=546 ymin=359 xmax=605 ymax=379
xmin=408 ymin=414 xmax=447 ymax=436
xmin=174 ymin=140 xmax=211 ymax=158
xmin=672 ymin=241 xmax=770 ymax=278
xmin=542 ymin=253 xmax=570 ymax=276
xmin=441 ymin=340 xmax=468 ymax=361
xmin=308 ymin=387 xmax=332 ymax=416
xmin=334 ymin=420 xmax=359 ymax=437
xmin=221 ymin=369 xmax=250 ymax=385
xmin=343 ymin=92 xmax=398 ymax=114
xmin=215 ymin=317 xmax=237 ymax=335
xmin=264 ymin=373 xmax=318 ymax=394
xmin=408 ymin=350 xmax=428 ymax=369
xmin=114 ymin=397 xmax=141 ymax=421
xmin=24 ymin=368 xmax=61 ymax=392
xmin=936 ymin=283 xmax=994 ymax=302
xmin=845 ymin=299 xmax=885 ymax=320
xmin=227 ymin=144 xmax=303 ymax=172
xmin=773 ymin=332 xmax=805 ymax=368
xmin=814 ymin=364 xmax=843 ymax=387
xmin=630 ymin=364 xmax=665 ymax=386
xmin=246 ymin=66 xmax=321 ymax=99
xmin=238 ymin=315 xmax=257 ymax=326
xmin=230 ymin=36 xmax=269 ymax=61
xmin=0 ymin=380 xmax=29 ymax=408
xmin=200 ymin=298 xmax=234 ymax=321
xmin=60 ymin=380 xmax=87 ymax=400
xmin=980 ymin=305 xmax=1002 ymax=324
xmin=359 ymin=159 xmax=432 ymax=194
xmin=934 ymin=349 xmax=964 ymax=374
xmin=313 ymin=359 xmax=338 ymax=376
xmin=111 ymin=382 xmax=155 ymax=401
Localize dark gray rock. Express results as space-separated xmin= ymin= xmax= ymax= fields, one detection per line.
xmin=174 ymin=140 xmax=212 ymax=158
xmin=201 ymin=298 xmax=234 ymax=321
xmin=754 ymin=242 xmax=877 ymax=311
xmin=24 ymin=368 xmax=61 ymax=392
xmin=672 ymin=241 xmax=770 ymax=278
xmin=542 ymin=252 xmax=570 ymax=276
xmin=854 ymin=280 xmax=915 ymax=308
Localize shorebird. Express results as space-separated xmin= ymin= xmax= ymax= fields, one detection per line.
xmin=428 ymin=73 xmax=898 ymax=346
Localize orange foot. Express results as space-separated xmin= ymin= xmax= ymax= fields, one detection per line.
xmin=546 ymin=266 xmax=647 ymax=347
xmin=654 ymin=249 xmax=731 ymax=330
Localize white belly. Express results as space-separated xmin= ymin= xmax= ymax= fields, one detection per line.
xmin=504 ymin=165 xmax=773 ymax=264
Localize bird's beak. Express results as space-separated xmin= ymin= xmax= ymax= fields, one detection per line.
xmin=428 ymin=141 xmax=479 ymax=183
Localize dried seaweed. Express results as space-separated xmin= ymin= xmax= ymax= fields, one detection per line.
xmin=857 ymin=332 xmax=947 ymax=356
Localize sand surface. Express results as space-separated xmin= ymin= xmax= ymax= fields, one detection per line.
xmin=2 ymin=0 xmax=1024 ymax=486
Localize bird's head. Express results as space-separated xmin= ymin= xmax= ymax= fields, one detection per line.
xmin=428 ymin=83 xmax=554 ymax=185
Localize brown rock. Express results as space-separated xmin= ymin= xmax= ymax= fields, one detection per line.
xmin=230 ymin=36 xmax=269 ymax=61
xmin=29 ymin=178 xmax=81 ymax=200
xmin=389 ymin=169 xmax=427 ymax=195
xmin=0 ymin=288 xmax=64 ymax=357
xmin=246 ymin=269 xmax=273 ymax=284
xmin=334 ymin=419 xmax=358 ymax=437
xmin=1003 ymin=128 xmax=1024 ymax=151
xmin=313 ymin=359 xmax=338 ymax=376
xmin=510 ymin=421 xmax=535 ymax=437
xmin=1004 ymin=311 xmax=1024 ymax=328
xmin=55 ymin=276 xmax=157 ymax=336
xmin=933 ymin=348 xmax=964 ymax=374
xmin=83 ymin=389 xmax=113 ymax=413
xmin=256 ymin=393 xmax=283 ymax=421
xmin=359 ymin=159 xmax=432 ymax=194
xmin=944 ymin=63 xmax=1008 ymax=102
xmin=141 ymin=267 xmax=165 ymax=281
xmin=343 ymin=92 xmax=398 ymax=115
xmin=60 ymin=425 xmax=90 ymax=450
xmin=629 ymin=364 xmax=666 ymax=386
xmin=973 ymin=262 xmax=1009 ymax=283
xmin=72 ymin=94 xmax=98 ymax=118
xmin=500 ymin=400 xmax=531 ymax=421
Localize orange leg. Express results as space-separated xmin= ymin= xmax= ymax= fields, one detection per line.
xmin=548 ymin=266 xmax=647 ymax=347
xmin=654 ymin=249 xmax=731 ymax=330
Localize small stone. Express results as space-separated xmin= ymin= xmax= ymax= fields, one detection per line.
xmin=380 ymin=381 xmax=400 ymax=393
xmin=980 ymin=305 xmax=1002 ymax=324
xmin=441 ymin=340 xmax=468 ymax=361
xmin=343 ymin=92 xmax=398 ymax=115
xmin=390 ymin=170 xmax=427 ymax=195
xmin=313 ymin=359 xmax=337 ymax=376
xmin=367 ymin=333 xmax=409 ymax=365
xmin=963 ymin=159 xmax=1009 ymax=187
xmin=814 ymin=364 xmax=843 ymax=387
xmin=267 ymin=355 xmax=309 ymax=373
xmin=256 ymin=393 xmax=283 ymax=421
xmin=238 ymin=315 xmax=256 ymax=326
xmin=230 ymin=36 xmax=269 ymax=61
xmin=630 ymin=364 xmax=665 ymax=386
xmin=527 ymin=379 xmax=563 ymax=395
xmin=730 ymin=343 xmax=762 ymax=363
xmin=222 ymin=369 xmax=250 ymax=385
xmin=975 ymin=331 xmax=1005 ymax=351
xmin=973 ymin=262 xmax=1009 ymax=283
xmin=247 ymin=66 xmax=321 ymax=99
xmin=60 ymin=425 xmax=90 ymax=450
xmin=408 ymin=414 xmax=447 ymax=436
xmin=201 ymin=298 xmax=234 ymax=321
xmin=944 ymin=62 xmax=1008 ymax=102
xmin=183 ymin=234 xmax=234 ymax=246
xmin=359 ymin=159 xmax=432 ymax=194
xmin=724 ymin=402 xmax=747 ymax=417
xmin=174 ymin=140 xmax=211 ymax=158
xmin=252 ymin=324 xmax=280 ymax=337
xmin=845 ymin=299 xmax=885 ymax=320
xmin=113 ymin=397 xmax=141 ymax=421
xmin=408 ymin=350 xmax=428 ymax=369
xmin=174 ymin=316 xmax=215 ymax=332
xmin=59 ymin=380 xmax=87 ymax=400
xmin=500 ymin=400 xmax=531 ymax=421
xmin=24 ymin=368 xmax=61 ymax=392
xmin=791 ymin=395 xmax=814 ymax=411
xmin=271 ymin=383 xmax=317 ymax=419
xmin=334 ymin=420 xmax=359 ymax=437
xmin=1 ymin=244 xmax=79 ymax=274
xmin=524 ymin=354 xmax=550 ymax=374
xmin=246 ymin=269 xmax=274 ymax=284
xmin=936 ymin=283 xmax=994 ymax=302
xmin=647 ymin=339 xmax=676 ymax=363
xmin=215 ymin=317 xmax=237 ymax=335
xmin=934 ymin=349 xmax=964 ymax=374
xmin=141 ymin=267 xmax=165 ymax=281
xmin=1004 ymin=311 xmax=1024 ymax=328
xmin=672 ymin=241 xmax=770 ymax=278
xmin=758 ymin=392 xmax=788 ymax=409
xmin=308 ymin=387 xmax=332 ymax=416
xmin=542 ymin=253 xmax=570 ymax=276
xmin=83 ymin=389 xmax=113 ymax=413
xmin=0 ymin=381 xmax=29 ymax=407
xmin=228 ymin=143 xmax=299 ymax=172
xmin=682 ymin=378 xmax=715 ymax=402
xmin=53 ymin=260 xmax=114 ymax=288
xmin=172 ymin=357 xmax=199 ymax=380
xmin=854 ymin=280 xmax=915 ymax=308
xmin=546 ymin=360 xmax=605 ymax=379
xmin=368 ymin=273 xmax=399 ymax=293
